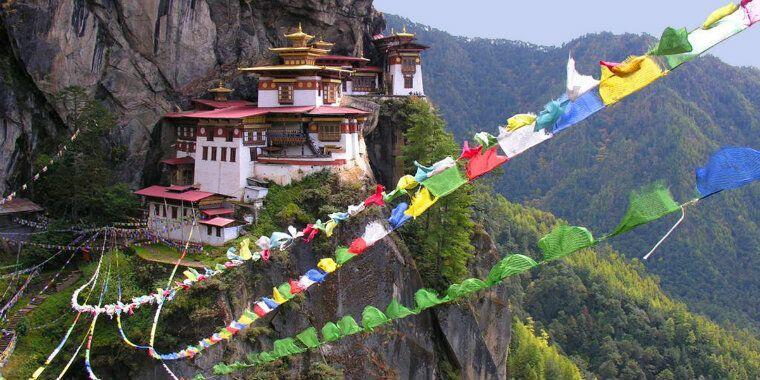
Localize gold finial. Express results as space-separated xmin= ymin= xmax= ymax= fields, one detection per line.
xmin=297 ymin=23 xmax=303 ymax=33
xmin=403 ymin=25 xmax=407 ymax=33
xmin=391 ymin=27 xmax=395 ymax=35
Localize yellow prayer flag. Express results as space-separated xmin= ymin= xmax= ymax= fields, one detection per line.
xmin=239 ymin=238 xmax=252 ymax=260
xmin=397 ymin=175 xmax=419 ymax=190
xmin=219 ymin=330 xmax=232 ymax=339
xmin=318 ymin=258 xmax=338 ymax=273
xmin=599 ymin=56 xmax=665 ymax=105
xmin=404 ymin=187 xmax=438 ymax=218
xmin=272 ymin=287 xmax=288 ymax=304
xmin=506 ymin=113 xmax=537 ymax=132
xmin=703 ymin=2 xmax=739 ymax=29
xmin=324 ymin=220 xmax=337 ymax=237
xmin=239 ymin=314 xmax=254 ymax=325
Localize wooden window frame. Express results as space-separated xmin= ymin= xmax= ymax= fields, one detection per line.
xmin=230 ymin=148 xmax=236 ymax=162
xmin=221 ymin=147 xmax=227 ymax=162
xmin=278 ymin=83 xmax=294 ymax=104
xmin=211 ymin=147 xmax=217 ymax=161
xmin=404 ymin=75 xmax=414 ymax=89
xmin=202 ymin=146 xmax=208 ymax=160
xmin=318 ymin=123 xmax=342 ymax=142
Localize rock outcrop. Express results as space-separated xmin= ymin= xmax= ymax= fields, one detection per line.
xmin=0 ymin=0 xmax=384 ymax=190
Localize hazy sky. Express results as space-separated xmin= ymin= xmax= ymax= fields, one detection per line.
xmin=374 ymin=0 xmax=760 ymax=68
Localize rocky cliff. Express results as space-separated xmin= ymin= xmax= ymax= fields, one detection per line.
xmin=0 ymin=0 xmax=384 ymax=192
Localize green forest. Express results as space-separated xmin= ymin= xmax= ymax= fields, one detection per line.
xmin=384 ymin=14 xmax=760 ymax=332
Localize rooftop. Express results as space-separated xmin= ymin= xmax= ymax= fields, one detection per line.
xmin=134 ymin=185 xmax=226 ymax=202
xmin=162 ymin=156 xmax=195 ymax=166
xmin=199 ymin=217 xmax=237 ymax=227
xmin=316 ymin=55 xmax=371 ymax=63
xmin=0 ymin=198 xmax=43 ymax=216
xmin=165 ymin=105 xmax=366 ymax=119
xmin=191 ymin=99 xmax=254 ymax=109
xmin=201 ymin=208 xmax=234 ymax=216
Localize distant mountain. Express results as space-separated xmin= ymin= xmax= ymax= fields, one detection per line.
xmin=384 ymin=14 xmax=760 ymax=331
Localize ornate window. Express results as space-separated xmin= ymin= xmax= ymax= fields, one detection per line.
xmin=402 ymin=57 xmax=417 ymax=74
xmin=278 ymin=83 xmax=294 ymax=104
xmin=404 ymin=75 xmax=414 ymax=89
xmin=354 ymin=76 xmax=374 ymax=92
xmin=230 ymin=148 xmax=237 ymax=162
xmin=318 ymin=123 xmax=341 ymax=142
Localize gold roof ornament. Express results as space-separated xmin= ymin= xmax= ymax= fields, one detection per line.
xmin=285 ymin=23 xmax=314 ymax=47
xmin=396 ymin=25 xmax=414 ymax=37
xmin=312 ymin=36 xmax=334 ymax=50
xmin=209 ymin=80 xmax=233 ymax=93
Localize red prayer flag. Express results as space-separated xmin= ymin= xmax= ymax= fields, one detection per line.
xmin=289 ymin=279 xmax=305 ymax=294
xmin=364 ymin=184 xmax=386 ymax=206
xmin=262 ymin=249 xmax=270 ymax=261
xmin=253 ymin=305 xmax=267 ymax=317
xmin=458 ymin=141 xmax=482 ymax=160
xmin=302 ymin=224 xmax=319 ymax=243
xmin=466 ymin=146 xmax=509 ymax=180
xmin=348 ymin=238 xmax=368 ymax=254
xmin=599 ymin=60 xmax=620 ymax=69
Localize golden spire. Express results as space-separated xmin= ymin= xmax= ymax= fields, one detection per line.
xmin=209 ymin=80 xmax=233 ymax=101
xmin=397 ymin=25 xmax=414 ymax=37
xmin=285 ymin=23 xmax=314 ymax=47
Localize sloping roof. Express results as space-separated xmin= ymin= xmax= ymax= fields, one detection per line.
xmin=162 ymin=156 xmax=195 ymax=166
xmin=192 ymin=99 xmax=254 ymax=109
xmin=316 ymin=55 xmax=370 ymax=63
xmin=355 ymin=66 xmax=382 ymax=73
xmin=308 ymin=106 xmax=370 ymax=116
xmin=0 ymin=198 xmax=43 ymax=216
xmin=134 ymin=186 xmax=224 ymax=202
xmin=199 ymin=217 xmax=236 ymax=227
xmin=201 ymin=208 xmax=234 ymax=216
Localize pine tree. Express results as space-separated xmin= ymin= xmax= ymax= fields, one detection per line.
xmin=398 ymin=98 xmax=474 ymax=287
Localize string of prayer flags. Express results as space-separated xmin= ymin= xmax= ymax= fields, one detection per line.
xmin=552 ymin=91 xmax=605 ymax=134
xmin=473 ymin=132 xmax=499 ymax=151
xmin=405 ymin=187 xmax=438 ymax=218
xmin=446 ymin=278 xmax=488 ymax=299
xmin=497 ymin=125 xmax=553 ymax=157
xmin=421 ymin=166 xmax=468 ymax=197
xmin=335 ymin=247 xmax=355 ymax=265
xmin=566 ymin=56 xmax=599 ymax=100
xmin=535 ymin=99 xmax=568 ymax=131
xmin=362 ymin=306 xmax=390 ymax=330
xmin=608 ymin=184 xmax=681 ymax=237
xmin=466 ymin=146 xmax=509 ymax=180
xmin=665 ymin=8 xmax=749 ymax=69
xmin=362 ymin=222 xmax=389 ymax=246
xmin=386 ymin=299 xmax=415 ymax=319
xmin=745 ymin=0 xmax=760 ymax=25
xmin=317 ymin=258 xmax=338 ymax=273
xmin=696 ymin=147 xmax=760 ymax=198
xmin=599 ymin=55 xmax=665 ymax=105
xmin=651 ymin=27 xmax=693 ymax=56
xmin=383 ymin=187 xmax=407 ymax=203
xmin=703 ymin=2 xmax=739 ymax=29
xmin=538 ymin=225 xmax=596 ymax=262
xmin=505 ymin=113 xmax=537 ymax=132
xmin=459 ymin=141 xmax=483 ymax=159
xmin=413 ymin=289 xmax=449 ymax=311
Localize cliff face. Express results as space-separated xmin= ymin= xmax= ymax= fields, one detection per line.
xmin=0 ymin=0 xmax=384 ymax=191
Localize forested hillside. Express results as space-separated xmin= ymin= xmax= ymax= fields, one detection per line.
xmin=384 ymin=14 xmax=760 ymax=331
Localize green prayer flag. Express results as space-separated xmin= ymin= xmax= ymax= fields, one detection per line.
xmin=383 ymin=188 xmax=408 ymax=203
xmin=446 ymin=278 xmax=488 ymax=300
xmin=213 ymin=363 xmax=234 ymax=375
xmin=334 ymin=246 xmax=355 ymax=265
xmin=422 ymin=166 xmax=468 ymax=197
xmin=272 ymin=338 xmax=305 ymax=357
xmin=652 ymin=27 xmax=693 ymax=55
xmin=296 ymin=327 xmax=321 ymax=349
xmin=474 ymin=132 xmax=499 ymax=151
xmin=277 ymin=283 xmax=295 ymax=300
xmin=414 ymin=289 xmax=448 ymax=311
xmin=385 ymin=299 xmax=415 ymax=319
xmin=361 ymin=306 xmax=390 ymax=330
xmin=486 ymin=254 xmax=538 ymax=285
xmin=538 ymin=225 xmax=596 ymax=262
xmin=246 ymin=352 xmax=262 ymax=364
xmin=610 ymin=184 xmax=681 ymax=237
xmin=337 ymin=316 xmax=362 ymax=336
xmin=321 ymin=322 xmax=341 ymax=342
xmin=258 ymin=351 xmax=276 ymax=363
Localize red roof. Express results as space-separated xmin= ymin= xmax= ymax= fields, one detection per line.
xmin=192 ymin=99 xmax=254 ymax=109
xmin=201 ymin=208 xmax=234 ymax=216
xmin=199 ymin=217 xmax=236 ymax=227
xmin=162 ymin=156 xmax=195 ymax=165
xmin=135 ymin=185 xmax=221 ymax=202
xmin=356 ymin=66 xmax=382 ymax=73
xmin=182 ymin=106 xmax=270 ymax=119
xmin=308 ymin=106 xmax=369 ymax=116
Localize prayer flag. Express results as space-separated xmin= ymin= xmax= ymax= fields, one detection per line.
xmin=466 ymin=146 xmax=508 ymax=180
xmin=553 ymin=91 xmax=605 ymax=133
xmin=422 ymin=166 xmax=468 ymax=197
xmin=696 ymin=147 xmax=760 ymax=197
xmin=497 ymin=125 xmax=553 ymax=157
xmin=404 ymin=187 xmax=438 ymax=218
xmin=609 ymin=184 xmax=681 ymax=237
xmin=567 ymin=56 xmax=599 ymax=100
xmin=538 ymin=225 xmax=596 ymax=261
xmin=652 ymin=27 xmax=693 ymax=56
xmin=703 ymin=2 xmax=739 ymax=29
xmin=599 ymin=56 xmax=665 ymax=105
